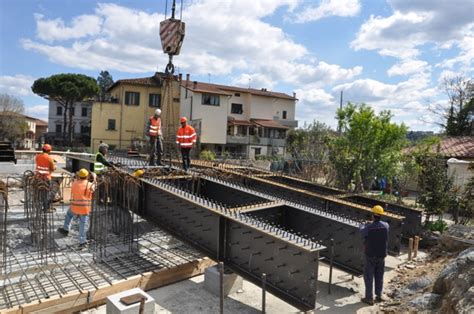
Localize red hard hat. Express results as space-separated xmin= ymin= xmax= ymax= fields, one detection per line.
xmin=43 ymin=144 xmax=52 ymax=152
xmin=180 ymin=117 xmax=187 ymax=123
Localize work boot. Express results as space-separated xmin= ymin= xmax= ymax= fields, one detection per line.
xmin=78 ymin=242 xmax=88 ymax=249
xmin=375 ymin=295 xmax=386 ymax=303
xmin=57 ymin=227 xmax=69 ymax=236
xmin=361 ymin=297 xmax=374 ymax=305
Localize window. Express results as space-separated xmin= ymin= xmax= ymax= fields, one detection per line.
xmin=149 ymin=94 xmax=161 ymax=108
xmin=55 ymin=124 xmax=62 ymax=133
xmin=125 ymin=92 xmax=140 ymax=106
xmin=80 ymin=125 xmax=90 ymax=134
xmin=234 ymin=93 xmax=240 ymax=97
xmin=71 ymin=107 xmax=75 ymax=116
xmin=81 ymin=107 xmax=88 ymax=117
xmin=202 ymin=93 xmax=220 ymax=106
xmin=56 ymin=106 xmax=62 ymax=116
xmin=254 ymin=148 xmax=261 ymax=156
xmin=173 ymin=97 xmax=180 ymax=103
xmin=107 ymin=119 xmax=116 ymax=130
xmin=282 ymin=110 xmax=287 ymax=119
xmin=231 ymin=103 xmax=243 ymax=114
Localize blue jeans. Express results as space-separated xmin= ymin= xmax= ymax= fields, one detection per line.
xmin=363 ymin=256 xmax=385 ymax=299
xmin=63 ymin=209 xmax=89 ymax=244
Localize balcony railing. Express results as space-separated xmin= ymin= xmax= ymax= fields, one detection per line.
xmin=275 ymin=119 xmax=298 ymax=128
xmin=226 ymin=135 xmax=250 ymax=145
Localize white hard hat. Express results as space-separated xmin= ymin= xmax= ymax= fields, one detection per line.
xmin=155 ymin=109 xmax=161 ymax=115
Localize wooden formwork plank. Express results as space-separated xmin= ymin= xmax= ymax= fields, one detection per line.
xmin=89 ymin=275 xmax=141 ymax=302
xmin=0 ymin=306 xmax=21 ymax=314
xmin=139 ymin=258 xmax=215 ymax=291
xmin=20 ymin=291 xmax=88 ymax=314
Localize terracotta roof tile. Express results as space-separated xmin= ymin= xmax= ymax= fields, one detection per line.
xmin=252 ymin=119 xmax=289 ymax=130
xmin=108 ymin=72 xmax=176 ymax=91
xmin=182 ymin=81 xmax=296 ymax=100
xmin=405 ymin=136 xmax=474 ymax=158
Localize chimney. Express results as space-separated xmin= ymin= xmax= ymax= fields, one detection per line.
xmin=186 ymin=73 xmax=190 ymax=84
xmin=293 ymin=92 xmax=296 ymax=98
xmin=193 ymin=81 xmax=197 ymax=89
xmin=178 ymin=73 xmax=182 ymax=82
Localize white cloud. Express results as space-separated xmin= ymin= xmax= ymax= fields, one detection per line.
xmin=294 ymin=0 xmax=360 ymax=23
xmin=35 ymin=13 xmax=102 ymax=42
xmin=387 ymin=59 xmax=430 ymax=77
xmin=0 ymin=75 xmax=35 ymax=96
xmin=26 ymin=105 xmax=48 ymax=120
xmin=437 ymin=34 xmax=474 ymax=72
xmin=351 ymin=0 xmax=474 ymax=59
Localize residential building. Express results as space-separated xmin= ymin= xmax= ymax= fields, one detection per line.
xmin=404 ymin=136 xmax=474 ymax=190
xmin=0 ymin=112 xmax=48 ymax=149
xmin=90 ymin=72 xmax=180 ymax=152
xmin=180 ymin=75 xmax=297 ymax=159
xmin=46 ymin=101 xmax=92 ymax=147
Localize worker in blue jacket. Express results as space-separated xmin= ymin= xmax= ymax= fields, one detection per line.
xmin=360 ymin=205 xmax=389 ymax=305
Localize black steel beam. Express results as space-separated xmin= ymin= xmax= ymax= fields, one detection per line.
xmin=342 ymin=195 xmax=422 ymax=238
xmin=141 ymin=178 xmax=324 ymax=311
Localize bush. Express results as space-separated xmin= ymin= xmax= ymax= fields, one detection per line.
xmin=425 ymin=219 xmax=448 ymax=233
xmin=200 ymin=150 xmax=216 ymax=161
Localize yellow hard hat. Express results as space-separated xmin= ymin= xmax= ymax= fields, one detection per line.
xmin=132 ymin=169 xmax=145 ymax=177
xmin=372 ymin=205 xmax=384 ymax=216
xmin=77 ymin=168 xmax=89 ymax=178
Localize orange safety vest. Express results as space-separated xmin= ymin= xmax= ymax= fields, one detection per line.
xmin=176 ymin=125 xmax=197 ymax=148
xmin=35 ymin=153 xmax=55 ymax=180
xmin=148 ymin=116 xmax=162 ymax=137
xmin=70 ymin=179 xmax=94 ymax=215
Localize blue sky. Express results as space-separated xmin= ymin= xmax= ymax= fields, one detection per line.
xmin=1 ymin=0 xmax=473 ymax=131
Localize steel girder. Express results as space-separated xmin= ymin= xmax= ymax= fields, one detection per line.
xmin=214 ymin=172 xmax=403 ymax=255
xmin=342 ymin=195 xmax=422 ymax=238
xmin=193 ymin=176 xmax=367 ymax=275
xmin=141 ymin=178 xmax=324 ymax=311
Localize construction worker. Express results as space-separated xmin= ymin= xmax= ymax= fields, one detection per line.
xmin=359 ymin=205 xmax=389 ymax=305
xmin=147 ymin=109 xmax=163 ymax=166
xmin=35 ymin=144 xmax=55 ymax=180
xmin=58 ymin=168 xmax=96 ymax=248
xmin=176 ymin=117 xmax=197 ymax=171
xmin=94 ymin=142 xmax=114 ymax=174
xmin=132 ymin=169 xmax=145 ymax=178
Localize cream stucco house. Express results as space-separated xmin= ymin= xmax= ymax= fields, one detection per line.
xmin=180 ymin=75 xmax=298 ymax=159
xmin=90 ymin=72 xmax=180 ymax=152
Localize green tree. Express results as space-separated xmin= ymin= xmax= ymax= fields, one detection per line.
xmin=32 ymin=74 xmax=100 ymax=146
xmin=417 ymin=153 xmax=455 ymax=223
xmin=438 ymin=76 xmax=473 ymax=136
xmin=0 ymin=94 xmax=28 ymax=143
xmin=97 ymin=71 xmax=114 ymax=101
xmin=328 ymin=103 xmax=407 ymax=191
xmin=286 ymin=121 xmax=334 ymax=183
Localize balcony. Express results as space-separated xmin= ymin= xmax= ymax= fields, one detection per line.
xmin=226 ymin=135 xmax=249 ymax=145
xmin=275 ymin=119 xmax=298 ymax=128
xmin=250 ymin=136 xmax=286 ymax=147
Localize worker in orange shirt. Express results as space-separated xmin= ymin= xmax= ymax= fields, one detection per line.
xmin=147 ymin=109 xmax=163 ymax=166
xmin=176 ymin=117 xmax=197 ymax=171
xmin=35 ymin=144 xmax=55 ymax=180
xmin=58 ymin=168 xmax=96 ymax=248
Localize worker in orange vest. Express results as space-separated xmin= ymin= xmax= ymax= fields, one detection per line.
xmin=35 ymin=144 xmax=55 ymax=180
xmin=147 ymin=109 xmax=163 ymax=166
xmin=58 ymin=168 xmax=96 ymax=248
xmin=176 ymin=117 xmax=197 ymax=171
